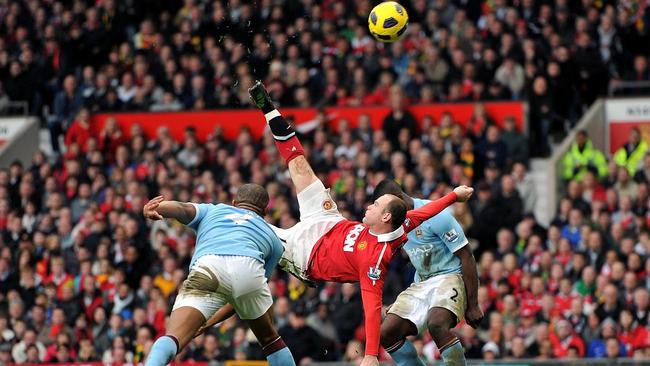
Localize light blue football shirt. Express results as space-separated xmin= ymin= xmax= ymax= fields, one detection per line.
xmin=403 ymin=198 xmax=468 ymax=282
xmin=186 ymin=203 xmax=283 ymax=279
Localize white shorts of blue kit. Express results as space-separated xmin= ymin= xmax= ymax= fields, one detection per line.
xmin=388 ymin=273 xmax=467 ymax=332
xmin=172 ymin=255 xmax=272 ymax=320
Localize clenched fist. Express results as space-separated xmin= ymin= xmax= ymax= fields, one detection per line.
xmin=453 ymin=185 xmax=474 ymax=202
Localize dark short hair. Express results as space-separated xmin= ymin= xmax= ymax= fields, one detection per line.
xmin=384 ymin=195 xmax=408 ymax=231
xmin=235 ymin=184 xmax=269 ymax=212
xmin=372 ymin=179 xmax=404 ymax=201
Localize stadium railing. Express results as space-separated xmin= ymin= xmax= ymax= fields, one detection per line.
xmin=0 ymin=100 xmax=29 ymax=116
xmin=609 ymin=80 xmax=650 ymax=97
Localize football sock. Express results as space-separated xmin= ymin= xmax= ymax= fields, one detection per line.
xmin=388 ymin=339 xmax=426 ymax=366
xmin=440 ymin=338 xmax=466 ymax=366
xmin=263 ymin=337 xmax=296 ymax=366
xmin=264 ymin=110 xmax=304 ymax=164
xmin=145 ymin=335 xmax=179 ymax=366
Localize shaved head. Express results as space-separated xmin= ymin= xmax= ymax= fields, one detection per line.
xmin=234 ymin=184 xmax=269 ymax=215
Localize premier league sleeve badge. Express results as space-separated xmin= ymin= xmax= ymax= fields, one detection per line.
xmin=368 ymin=266 xmax=382 ymax=285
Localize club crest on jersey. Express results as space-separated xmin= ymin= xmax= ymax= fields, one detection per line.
xmin=322 ymin=200 xmax=334 ymax=210
xmin=444 ymin=229 xmax=459 ymax=242
xmin=415 ymin=228 xmax=423 ymax=238
xmin=357 ymin=241 xmax=367 ymax=251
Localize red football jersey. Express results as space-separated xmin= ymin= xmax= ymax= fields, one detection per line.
xmin=307 ymin=192 xmax=458 ymax=356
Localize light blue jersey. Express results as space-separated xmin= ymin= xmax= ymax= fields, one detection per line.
xmin=187 ymin=203 xmax=283 ymax=279
xmin=403 ymin=198 xmax=467 ymax=282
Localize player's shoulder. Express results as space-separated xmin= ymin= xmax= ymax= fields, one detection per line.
xmin=201 ymin=202 xmax=223 ymax=212
xmin=412 ymin=198 xmax=455 ymax=222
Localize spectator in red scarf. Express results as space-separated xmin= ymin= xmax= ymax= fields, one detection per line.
xmin=37 ymin=308 xmax=73 ymax=347
xmin=42 ymin=257 xmax=73 ymax=301
xmin=619 ymin=308 xmax=650 ymax=355
xmin=550 ymin=319 xmax=585 ymax=358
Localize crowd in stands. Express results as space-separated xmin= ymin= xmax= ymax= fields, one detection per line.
xmin=0 ymin=96 xmax=649 ymax=364
xmin=1 ymin=0 xmax=650 ymax=155
xmin=1 ymin=0 xmax=650 ymax=365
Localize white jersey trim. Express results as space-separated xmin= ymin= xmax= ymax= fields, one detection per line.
xmin=372 ymin=225 xmax=405 ymax=242
xmin=450 ymin=240 xmax=470 ymax=253
xmin=186 ymin=203 xmax=201 ymax=227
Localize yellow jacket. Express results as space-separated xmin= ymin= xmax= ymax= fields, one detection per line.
xmin=562 ymin=140 xmax=608 ymax=180
xmin=614 ymin=140 xmax=648 ymax=176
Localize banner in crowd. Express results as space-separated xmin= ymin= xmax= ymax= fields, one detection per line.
xmin=0 ymin=117 xmax=30 ymax=149
xmin=90 ymin=102 xmax=525 ymax=142
xmin=606 ymin=98 xmax=650 ymax=154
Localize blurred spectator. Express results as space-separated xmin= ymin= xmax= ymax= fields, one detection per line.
xmin=382 ymin=87 xmax=417 ymax=150
xmin=11 ymin=328 xmax=45 ymax=363
xmin=64 ymin=108 xmax=92 ymax=153
xmin=330 ymin=283 xmax=363 ymax=347
xmin=495 ymin=58 xmax=525 ymax=99
xmin=614 ymin=128 xmax=649 ymax=176
xmin=49 ymin=75 xmax=83 ymax=153
xmin=562 ymin=130 xmax=608 ymax=181
xmin=528 ymin=76 xmax=555 ymax=157
xmin=512 ymin=163 xmax=536 ymax=215
xmin=306 ymin=302 xmax=339 ymax=345
xmin=500 ymin=116 xmax=528 ymax=166
xmin=496 ymin=174 xmax=523 ymax=230
xmin=482 ymin=341 xmax=500 ymax=361
xmin=549 ymin=319 xmax=585 ymax=358
xmin=476 ymin=125 xmax=507 ymax=173
xmin=470 ymin=182 xmax=502 ymax=254
xmin=279 ymin=304 xmax=325 ymax=364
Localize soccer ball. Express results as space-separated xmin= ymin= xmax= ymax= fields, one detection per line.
xmin=368 ymin=1 xmax=409 ymax=43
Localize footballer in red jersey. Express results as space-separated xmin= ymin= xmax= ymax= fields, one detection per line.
xmin=243 ymin=81 xmax=474 ymax=366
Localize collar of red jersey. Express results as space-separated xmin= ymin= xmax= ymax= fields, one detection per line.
xmin=369 ymin=225 xmax=405 ymax=242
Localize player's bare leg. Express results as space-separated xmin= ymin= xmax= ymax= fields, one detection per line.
xmin=381 ymin=314 xmax=425 ymax=366
xmin=427 ymin=307 xmax=465 ymax=366
xmin=246 ymin=307 xmax=296 ymax=365
xmin=249 ymin=81 xmax=318 ymax=194
xmin=145 ymin=306 xmax=205 ymax=366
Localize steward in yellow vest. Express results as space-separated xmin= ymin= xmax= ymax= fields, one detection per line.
xmin=614 ymin=128 xmax=648 ymax=176
xmin=562 ymin=130 xmax=607 ymax=181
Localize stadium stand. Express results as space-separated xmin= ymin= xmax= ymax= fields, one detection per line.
xmin=0 ymin=0 xmax=650 ymax=365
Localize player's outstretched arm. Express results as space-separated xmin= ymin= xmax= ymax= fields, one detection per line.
xmin=357 ymin=267 xmax=386 ymax=363
xmin=455 ymin=246 xmax=483 ymax=328
xmin=404 ymin=186 xmax=473 ymax=232
xmin=143 ymin=195 xmax=196 ymax=225
xmin=249 ymin=81 xmax=318 ymax=194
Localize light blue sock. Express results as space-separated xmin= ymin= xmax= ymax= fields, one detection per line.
xmin=145 ymin=335 xmax=178 ymax=366
xmin=390 ymin=340 xmax=426 ymax=366
xmin=267 ymin=346 xmax=296 ymax=366
xmin=441 ymin=340 xmax=466 ymax=366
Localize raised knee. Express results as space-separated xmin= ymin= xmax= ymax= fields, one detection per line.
xmin=380 ymin=325 xmax=398 ymax=349
xmin=427 ymin=320 xmax=447 ymax=339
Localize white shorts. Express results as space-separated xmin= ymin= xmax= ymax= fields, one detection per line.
xmin=388 ymin=274 xmax=467 ymax=333
xmin=172 ymin=255 xmax=272 ymax=320
xmin=272 ymin=180 xmax=345 ymax=281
